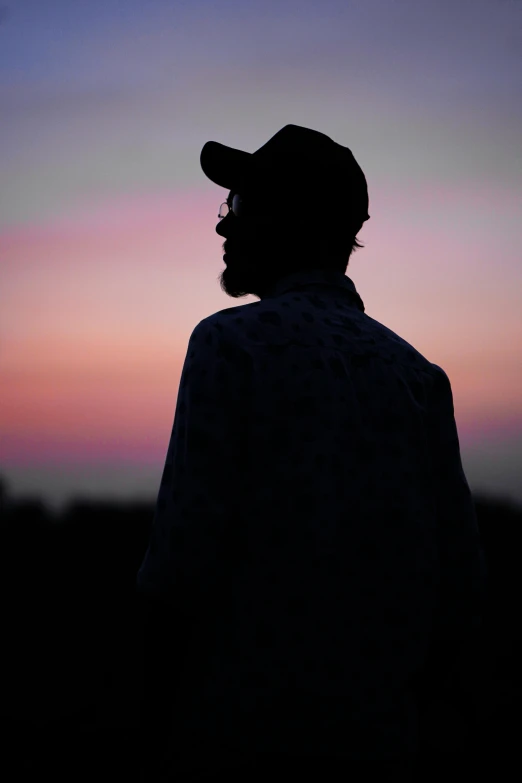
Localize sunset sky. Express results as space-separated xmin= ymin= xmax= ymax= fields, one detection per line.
xmin=1 ymin=0 xmax=521 ymax=513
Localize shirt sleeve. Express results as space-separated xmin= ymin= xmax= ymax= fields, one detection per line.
xmin=136 ymin=319 xmax=252 ymax=616
xmin=428 ymin=365 xmax=490 ymax=642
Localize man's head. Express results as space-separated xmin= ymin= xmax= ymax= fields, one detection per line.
xmin=215 ymin=187 xmax=365 ymax=299
xmin=201 ymin=124 xmax=370 ymax=300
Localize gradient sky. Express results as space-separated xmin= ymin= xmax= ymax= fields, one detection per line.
xmin=1 ymin=0 xmax=521 ymax=513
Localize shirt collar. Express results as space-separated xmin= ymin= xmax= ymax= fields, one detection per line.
xmin=262 ymin=268 xmax=365 ymax=313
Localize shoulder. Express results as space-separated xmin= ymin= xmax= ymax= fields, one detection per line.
xmin=191 ymin=300 xmax=268 ymax=347
xmin=184 ymin=306 xmax=259 ymax=384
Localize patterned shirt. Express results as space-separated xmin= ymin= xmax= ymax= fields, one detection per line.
xmin=136 ymin=267 xmax=489 ymax=765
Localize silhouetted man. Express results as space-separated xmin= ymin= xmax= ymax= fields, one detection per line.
xmin=135 ymin=125 xmax=489 ymax=782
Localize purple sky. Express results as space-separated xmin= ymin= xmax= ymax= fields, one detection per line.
xmin=1 ymin=0 xmax=521 ymax=512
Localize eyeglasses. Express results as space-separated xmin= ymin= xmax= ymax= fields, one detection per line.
xmin=218 ymin=193 xmax=244 ymax=219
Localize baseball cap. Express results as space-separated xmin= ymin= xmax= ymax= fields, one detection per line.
xmin=200 ymin=124 xmax=370 ymax=232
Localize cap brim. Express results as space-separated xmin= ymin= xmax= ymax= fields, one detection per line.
xmin=200 ymin=141 xmax=252 ymax=191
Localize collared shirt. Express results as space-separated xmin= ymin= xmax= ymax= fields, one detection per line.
xmin=136 ymin=267 xmax=488 ymax=765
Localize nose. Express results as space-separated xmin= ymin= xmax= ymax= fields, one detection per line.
xmin=215 ymin=213 xmax=233 ymax=237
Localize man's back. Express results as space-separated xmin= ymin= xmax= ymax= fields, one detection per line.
xmin=136 ymin=268 xmax=489 ymax=769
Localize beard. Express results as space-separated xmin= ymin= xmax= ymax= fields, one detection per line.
xmin=217 ymin=219 xmax=345 ymax=299
xmin=218 ymin=237 xmax=285 ymax=299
